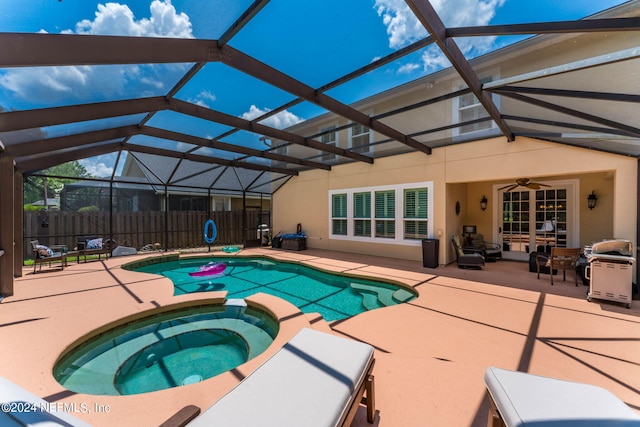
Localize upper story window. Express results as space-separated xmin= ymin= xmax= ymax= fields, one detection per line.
xmin=452 ymin=75 xmax=499 ymax=136
xmin=350 ymin=123 xmax=371 ymax=154
xmin=320 ymin=125 xmax=337 ymax=162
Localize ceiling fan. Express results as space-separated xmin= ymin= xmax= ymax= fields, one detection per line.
xmin=498 ymin=178 xmax=551 ymax=192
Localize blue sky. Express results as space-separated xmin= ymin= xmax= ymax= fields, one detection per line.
xmin=0 ymin=0 xmax=629 ymax=176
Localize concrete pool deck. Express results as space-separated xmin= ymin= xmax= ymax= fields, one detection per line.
xmin=1 ymin=247 xmax=639 ymax=426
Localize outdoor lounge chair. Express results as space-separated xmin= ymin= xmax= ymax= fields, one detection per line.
xmin=0 ymin=376 xmax=92 ymax=426
xmin=484 ymin=367 xmax=640 ymax=427
xmin=30 ymin=240 xmax=66 ymax=273
xmin=186 ymin=327 xmax=376 ymax=427
xmin=452 ymin=236 xmax=485 ymax=269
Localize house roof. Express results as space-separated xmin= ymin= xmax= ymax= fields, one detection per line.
xmin=0 ymin=1 xmax=639 ymax=195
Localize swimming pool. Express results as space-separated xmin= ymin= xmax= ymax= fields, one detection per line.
xmin=54 ymin=301 xmax=278 ymax=396
xmin=133 ymin=256 xmax=416 ymax=321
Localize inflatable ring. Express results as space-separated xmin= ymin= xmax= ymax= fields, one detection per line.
xmin=222 ymin=246 xmax=240 ymax=253
xmin=203 ymin=219 xmax=217 ymax=245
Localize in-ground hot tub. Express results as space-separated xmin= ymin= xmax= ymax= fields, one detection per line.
xmin=53 ymin=300 xmax=279 ymax=395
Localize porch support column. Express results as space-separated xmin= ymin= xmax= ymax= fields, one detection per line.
xmin=13 ymin=170 xmax=23 ymax=277
xmin=0 ymin=154 xmax=15 ymax=296
xmin=637 ymin=158 xmax=640 ymax=286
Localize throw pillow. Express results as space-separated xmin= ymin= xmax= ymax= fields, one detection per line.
xmin=35 ymin=244 xmax=54 ymax=258
xmin=86 ymin=238 xmax=103 ymax=250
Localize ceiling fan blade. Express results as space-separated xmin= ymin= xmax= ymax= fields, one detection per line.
xmin=498 ymin=184 xmax=518 ymax=192
xmin=527 ymin=184 xmax=541 ymax=189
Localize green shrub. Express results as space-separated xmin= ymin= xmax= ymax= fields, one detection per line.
xmin=78 ymin=205 xmax=99 ymax=213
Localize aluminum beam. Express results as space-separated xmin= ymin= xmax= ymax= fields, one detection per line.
xmin=0 ymin=97 xmax=170 ymax=132
xmin=499 ymin=92 xmax=640 ymax=138
xmin=447 ymin=18 xmax=640 ymax=37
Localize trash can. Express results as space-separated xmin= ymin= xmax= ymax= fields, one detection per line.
xmin=422 ymin=238 xmax=439 ymax=268
xmin=257 ymin=224 xmax=270 ymax=246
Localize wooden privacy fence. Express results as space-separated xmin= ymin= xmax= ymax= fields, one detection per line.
xmin=24 ymin=210 xmax=261 ymax=260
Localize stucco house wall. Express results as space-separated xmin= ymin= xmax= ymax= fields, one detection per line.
xmin=273 ymin=136 xmax=636 ymax=265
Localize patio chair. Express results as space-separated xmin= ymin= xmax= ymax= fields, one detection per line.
xmin=452 ymin=236 xmax=485 ymax=269
xmin=186 ymin=327 xmax=376 ymax=427
xmin=30 ymin=240 xmax=66 ymax=273
xmin=465 ymin=233 xmax=502 ymax=262
xmin=76 ymin=235 xmax=110 ymax=262
xmin=0 ymin=376 xmax=92 ymax=426
xmin=536 ymin=247 xmax=580 ymax=286
xmin=484 ymin=367 xmax=640 ymax=427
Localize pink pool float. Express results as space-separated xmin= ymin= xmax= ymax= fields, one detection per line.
xmin=188 ymin=262 xmax=227 ymax=277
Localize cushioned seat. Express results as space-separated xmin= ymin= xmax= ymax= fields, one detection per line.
xmin=466 ymin=233 xmax=502 ymax=262
xmin=484 ymin=367 xmax=640 ymax=427
xmin=188 ymin=327 xmax=375 ymax=427
xmin=452 ymin=236 xmax=485 ymax=269
xmin=30 ymin=240 xmax=66 ymax=273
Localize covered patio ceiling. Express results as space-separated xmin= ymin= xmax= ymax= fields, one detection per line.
xmin=0 ymin=0 xmax=639 ymax=195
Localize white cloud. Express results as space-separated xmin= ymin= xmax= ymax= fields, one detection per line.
xmin=397 ymin=62 xmax=420 ymax=74
xmin=241 ymin=105 xmax=304 ymax=130
xmin=80 ymin=159 xmax=113 ymax=178
xmin=0 ymin=0 xmax=193 ymax=103
xmin=74 ymin=0 xmax=192 ymax=38
xmin=374 ymin=0 xmax=505 ymax=73
xmin=189 ymin=90 xmax=217 ymax=108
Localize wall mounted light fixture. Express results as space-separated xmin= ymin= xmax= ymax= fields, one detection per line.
xmin=480 ymin=195 xmax=488 ymax=211
xmin=587 ymin=191 xmax=598 ymax=210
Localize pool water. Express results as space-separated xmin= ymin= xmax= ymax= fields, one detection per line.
xmin=54 ymin=303 xmax=278 ymax=396
xmin=136 ymin=257 xmax=416 ymax=321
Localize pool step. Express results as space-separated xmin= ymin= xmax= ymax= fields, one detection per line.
xmin=393 ymin=288 xmax=416 ymax=303
xmin=350 ymin=282 xmax=396 ymax=307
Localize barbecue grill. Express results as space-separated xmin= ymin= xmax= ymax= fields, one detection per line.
xmin=585 ymin=239 xmax=635 ymax=308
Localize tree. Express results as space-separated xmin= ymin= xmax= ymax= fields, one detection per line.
xmin=24 ymin=162 xmax=93 ymax=205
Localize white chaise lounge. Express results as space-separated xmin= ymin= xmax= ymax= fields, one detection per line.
xmin=0 ymin=376 xmax=92 ymax=427
xmin=484 ymin=367 xmax=640 ymax=427
xmin=186 ymin=327 xmax=376 ymax=427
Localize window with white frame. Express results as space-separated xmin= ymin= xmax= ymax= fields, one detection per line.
xmin=375 ymin=190 xmax=395 ymax=238
xmin=353 ymin=192 xmax=371 ymax=237
xmin=329 ymin=182 xmax=433 ymax=245
xmin=331 ymin=193 xmax=347 ymax=235
xmin=453 ymin=75 xmax=498 ymax=136
xmin=350 ymin=123 xmax=371 ymax=154
xmin=320 ymin=125 xmax=337 ymax=162
xmin=404 ymin=188 xmax=428 ymax=239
